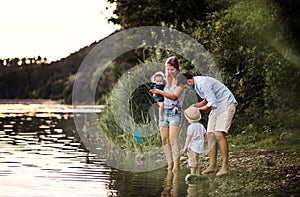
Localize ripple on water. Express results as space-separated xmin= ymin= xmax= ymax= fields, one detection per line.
xmin=0 ymin=113 xmax=114 ymax=197
xmin=0 ymin=108 xmax=194 ymax=197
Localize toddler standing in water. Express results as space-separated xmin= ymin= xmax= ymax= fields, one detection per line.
xmin=151 ymin=71 xmax=166 ymax=121
xmin=181 ymin=106 xmax=207 ymax=181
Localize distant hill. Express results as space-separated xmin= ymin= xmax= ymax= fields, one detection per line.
xmin=0 ymin=33 xmax=116 ymax=104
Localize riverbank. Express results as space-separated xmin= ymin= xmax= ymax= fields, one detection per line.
xmin=187 ymin=129 xmax=300 ymax=196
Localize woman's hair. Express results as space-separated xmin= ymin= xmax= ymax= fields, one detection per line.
xmin=165 ymin=56 xmax=180 ymax=71
xmin=165 ymin=56 xmax=180 ymax=87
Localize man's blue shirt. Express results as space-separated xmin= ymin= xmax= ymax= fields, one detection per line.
xmin=194 ymin=76 xmax=237 ymax=115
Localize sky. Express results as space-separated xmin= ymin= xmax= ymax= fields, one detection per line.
xmin=0 ymin=0 xmax=120 ymax=62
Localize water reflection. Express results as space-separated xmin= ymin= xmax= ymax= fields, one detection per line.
xmin=0 ymin=105 xmax=223 ymax=196
xmin=161 ymin=170 xmax=179 ymax=197
xmin=0 ymin=109 xmax=113 ymax=197
xmin=185 ymin=175 xmax=219 ymax=197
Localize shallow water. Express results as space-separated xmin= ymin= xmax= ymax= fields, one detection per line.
xmin=0 ymin=105 xmax=207 ymax=197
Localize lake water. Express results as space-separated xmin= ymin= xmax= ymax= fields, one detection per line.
xmin=0 ymin=104 xmax=215 ymax=197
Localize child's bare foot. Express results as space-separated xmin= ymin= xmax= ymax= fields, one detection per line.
xmin=202 ymin=166 xmax=217 ymax=175
xmin=216 ymin=168 xmax=228 ymax=176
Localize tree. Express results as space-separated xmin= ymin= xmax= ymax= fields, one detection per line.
xmin=105 ymin=0 xmax=300 ymax=131
xmin=106 ymin=0 xmax=226 ymax=31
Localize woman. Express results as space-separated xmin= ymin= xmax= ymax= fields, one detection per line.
xmin=150 ymin=56 xmax=185 ymax=172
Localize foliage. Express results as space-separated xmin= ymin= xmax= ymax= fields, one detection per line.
xmin=0 ymin=0 xmax=299 ymax=134
xmin=102 ymin=0 xmax=300 ymax=133
xmin=189 ymin=0 xmax=300 ymax=132
xmin=102 ymin=0 xmax=299 ymax=134
xmin=99 ymin=95 xmax=162 ymax=152
xmin=230 ymin=127 xmax=300 ymax=150
xmin=98 ymin=62 xmax=167 ymax=152
xmin=106 ymin=0 xmax=222 ymax=31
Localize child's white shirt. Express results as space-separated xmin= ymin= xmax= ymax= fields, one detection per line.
xmin=187 ymin=123 xmax=206 ymax=154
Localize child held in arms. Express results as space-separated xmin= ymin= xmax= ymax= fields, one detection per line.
xmin=181 ymin=106 xmax=207 ymax=181
xmin=151 ymin=71 xmax=166 ymax=121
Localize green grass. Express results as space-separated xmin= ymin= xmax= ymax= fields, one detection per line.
xmin=97 ymin=62 xmax=166 ymax=152
xmin=229 ymin=127 xmax=300 ymax=152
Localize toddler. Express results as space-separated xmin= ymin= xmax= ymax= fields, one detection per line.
xmin=181 ymin=106 xmax=207 ymax=181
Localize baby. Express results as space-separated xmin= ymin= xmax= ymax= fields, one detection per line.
xmin=151 ymin=71 xmax=166 ymax=121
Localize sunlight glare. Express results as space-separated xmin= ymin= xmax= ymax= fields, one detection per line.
xmin=0 ymin=0 xmax=119 ymax=62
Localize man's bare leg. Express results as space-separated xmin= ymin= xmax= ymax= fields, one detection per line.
xmin=215 ymin=132 xmax=228 ymax=176
xmin=202 ymin=132 xmax=217 ymax=174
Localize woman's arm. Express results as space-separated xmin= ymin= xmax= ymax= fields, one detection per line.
xmin=150 ymin=86 xmax=184 ymax=101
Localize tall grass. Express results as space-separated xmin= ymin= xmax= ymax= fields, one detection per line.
xmin=98 ymin=62 xmax=166 ymax=152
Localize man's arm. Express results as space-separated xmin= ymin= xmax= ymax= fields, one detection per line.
xmin=199 ymin=105 xmax=213 ymax=111
xmin=193 ymin=99 xmax=213 ymax=111
xmin=194 ymin=99 xmax=207 ymax=107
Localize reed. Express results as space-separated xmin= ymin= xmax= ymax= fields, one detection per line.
xmin=98 ymin=62 xmax=165 ymax=152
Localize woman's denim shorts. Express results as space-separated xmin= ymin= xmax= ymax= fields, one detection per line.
xmin=159 ymin=108 xmax=182 ymax=127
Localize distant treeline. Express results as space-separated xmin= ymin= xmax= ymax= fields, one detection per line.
xmin=0 ymin=43 xmax=99 ymax=103
xmin=1 ymin=56 xmax=48 ymax=67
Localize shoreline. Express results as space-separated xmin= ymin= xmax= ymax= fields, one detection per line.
xmin=0 ymin=99 xmax=57 ymax=105
xmin=0 ymin=103 xmax=105 ymax=114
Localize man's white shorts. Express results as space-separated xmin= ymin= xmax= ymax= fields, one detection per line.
xmin=207 ymin=103 xmax=236 ymax=133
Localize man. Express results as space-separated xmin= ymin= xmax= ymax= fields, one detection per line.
xmin=177 ymin=73 xmax=237 ymax=176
